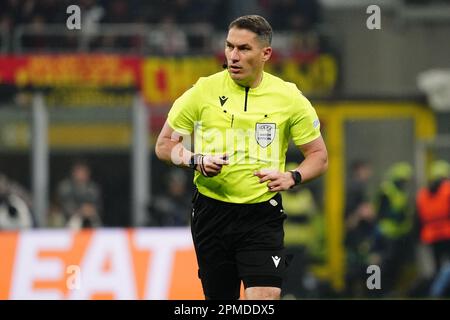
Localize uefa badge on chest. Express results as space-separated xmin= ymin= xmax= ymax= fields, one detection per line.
xmin=255 ymin=123 xmax=276 ymax=148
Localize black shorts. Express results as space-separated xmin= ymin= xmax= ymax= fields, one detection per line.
xmin=190 ymin=189 xmax=288 ymax=300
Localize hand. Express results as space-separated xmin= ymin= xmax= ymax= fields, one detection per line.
xmin=198 ymin=153 xmax=229 ymax=177
xmin=254 ymin=169 xmax=295 ymax=192
xmin=78 ymin=203 xmax=97 ymax=218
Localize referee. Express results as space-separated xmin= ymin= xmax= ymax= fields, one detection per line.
xmin=155 ymin=15 xmax=328 ymax=300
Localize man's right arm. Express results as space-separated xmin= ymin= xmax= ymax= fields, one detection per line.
xmin=155 ymin=120 xmax=229 ymax=175
xmin=155 ymin=120 xmax=192 ymax=168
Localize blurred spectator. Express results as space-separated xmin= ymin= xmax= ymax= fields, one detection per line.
xmin=416 ymin=160 xmax=450 ymax=297
xmin=81 ymin=0 xmax=105 ymax=42
xmin=0 ymin=173 xmax=33 ymax=230
xmin=47 ymin=201 xmax=66 ymax=228
xmin=228 ymin=0 xmax=266 ymax=25
xmin=372 ymin=162 xmax=415 ymax=297
xmin=148 ymin=15 xmax=188 ymax=55
xmin=173 ymin=0 xmax=216 ymax=24
xmin=96 ymin=0 xmax=136 ymax=50
xmin=149 ymin=168 xmax=190 ymax=226
xmin=56 ymin=160 xmax=102 ymax=229
xmin=101 ymin=0 xmax=132 ymax=23
xmin=5 ymin=174 xmax=33 ymax=209
xmin=21 ymin=14 xmax=47 ymax=51
xmin=1 ymin=12 xmax=13 ymax=33
xmin=268 ymin=0 xmax=321 ymax=32
xmin=345 ymin=160 xmax=373 ymax=220
xmin=15 ymin=0 xmax=37 ymax=24
xmin=34 ymin=0 xmax=66 ymax=24
xmin=344 ymin=160 xmax=377 ymax=297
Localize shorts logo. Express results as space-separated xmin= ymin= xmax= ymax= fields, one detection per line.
xmin=255 ymin=123 xmax=276 ymax=148
xmin=272 ymin=256 xmax=281 ymax=268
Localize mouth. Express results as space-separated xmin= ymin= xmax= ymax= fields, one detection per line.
xmin=229 ymin=65 xmax=242 ymax=73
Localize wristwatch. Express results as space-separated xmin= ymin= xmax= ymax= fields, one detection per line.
xmin=189 ymin=154 xmax=202 ymax=170
xmin=289 ymin=170 xmax=302 ymax=188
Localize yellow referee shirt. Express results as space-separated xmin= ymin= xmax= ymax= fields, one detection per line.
xmin=168 ymin=70 xmax=321 ymax=204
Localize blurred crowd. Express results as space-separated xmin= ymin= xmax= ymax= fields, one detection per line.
xmin=0 ymin=0 xmax=323 ymax=54
xmin=342 ymin=159 xmax=450 ymax=299
xmin=1 ymin=0 xmax=321 ymax=31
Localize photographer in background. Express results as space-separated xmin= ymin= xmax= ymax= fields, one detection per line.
xmin=0 ymin=173 xmax=33 ymax=230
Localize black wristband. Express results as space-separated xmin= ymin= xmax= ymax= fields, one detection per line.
xmin=199 ymin=155 xmax=210 ymax=177
xmin=289 ymin=170 xmax=302 ymax=188
xmin=189 ymin=153 xmax=202 ymax=170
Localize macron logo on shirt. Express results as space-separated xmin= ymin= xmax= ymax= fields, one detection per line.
xmin=272 ymin=256 xmax=281 ymax=268
xmin=219 ymin=96 xmax=228 ymax=106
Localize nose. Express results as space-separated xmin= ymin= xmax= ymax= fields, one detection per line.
xmin=230 ymin=48 xmax=239 ymax=62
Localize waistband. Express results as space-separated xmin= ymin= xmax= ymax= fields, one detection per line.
xmin=193 ymin=187 xmax=281 ymax=207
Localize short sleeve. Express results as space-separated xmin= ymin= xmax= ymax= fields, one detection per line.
xmin=289 ymin=92 xmax=321 ymax=146
xmin=167 ymin=80 xmax=202 ymax=135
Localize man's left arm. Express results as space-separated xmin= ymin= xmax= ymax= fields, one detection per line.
xmin=255 ymin=136 xmax=328 ymax=191
xmin=294 ymin=135 xmax=328 ymax=183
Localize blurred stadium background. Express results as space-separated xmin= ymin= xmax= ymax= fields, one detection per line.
xmin=0 ymin=0 xmax=449 ymax=300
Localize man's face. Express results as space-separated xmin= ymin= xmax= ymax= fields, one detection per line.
xmin=72 ymin=165 xmax=90 ymax=184
xmin=225 ymin=27 xmax=272 ymax=87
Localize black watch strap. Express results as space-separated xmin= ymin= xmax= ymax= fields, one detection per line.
xmin=189 ymin=154 xmax=202 ymax=170
xmin=289 ymin=170 xmax=302 ymax=188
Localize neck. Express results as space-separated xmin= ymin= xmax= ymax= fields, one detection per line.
xmin=233 ymin=71 xmax=264 ymax=89
xmin=250 ymin=72 xmax=263 ymax=88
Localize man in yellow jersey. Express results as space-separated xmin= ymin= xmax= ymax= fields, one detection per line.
xmin=155 ymin=15 xmax=328 ymax=300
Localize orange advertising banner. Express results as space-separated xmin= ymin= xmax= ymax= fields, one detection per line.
xmin=0 ymin=55 xmax=142 ymax=88
xmin=0 ymin=228 xmax=204 ymax=300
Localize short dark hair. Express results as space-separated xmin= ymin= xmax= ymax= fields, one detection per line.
xmin=72 ymin=158 xmax=90 ymax=170
xmin=228 ymin=15 xmax=272 ymax=46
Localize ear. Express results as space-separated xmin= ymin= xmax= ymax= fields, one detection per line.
xmin=262 ymin=46 xmax=272 ymax=62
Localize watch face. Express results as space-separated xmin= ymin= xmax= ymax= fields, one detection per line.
xmin=291 ymin=170 xmax=301 ymax=184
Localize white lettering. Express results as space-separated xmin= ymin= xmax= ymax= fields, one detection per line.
xmin=66 ymin=265 xmax=81 ymax=290
xmin=68 ymin=230 xmax=136 ymax=299
xmin=66 ymin=5 xmax=81 ymax=30
xmin=366 ymin=264 xmax=381 ymax=289
xmin=134 ymin=229 xmax=193 ymax=299
xmin=11 ymin=231 xmax=72 ymax=299
xmin=366 ymin=5 xmax=381 ymax=30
